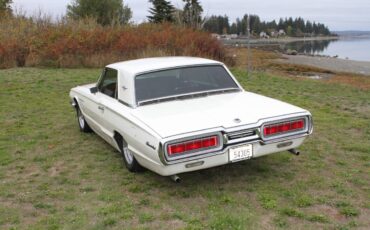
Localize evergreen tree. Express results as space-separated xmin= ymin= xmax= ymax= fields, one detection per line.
xmin=202 ymin=13 xmax=332 ymax=37
xmin=278 ymin=18 xmax=284 ymax=30
xmin=203 ymin=15 xmax=229 ymax=34
xmin=230 ymin=22 xmax=237 ymax=34
xmin=249 ymin=15 xmax=261 ymax=34
xmin=148 ymin=0 xmax=174 ymax=23
xmin=67 ymin=0 xmax=132 ymax=25
xmin=240 ymin=14 xmax=248 ymax=35
xmin=313 ymin=22 xmax=319 ymax=35
xmin=306 ymin=21 xmax=313 ymax=35
xmin=182 ymin=0 xmax=203 ymax=28
xmin=235 ymin=18 xmax=241 ymax=35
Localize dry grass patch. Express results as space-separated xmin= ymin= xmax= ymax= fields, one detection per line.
xmin=327 ymin=74 xmax=370 ymax=90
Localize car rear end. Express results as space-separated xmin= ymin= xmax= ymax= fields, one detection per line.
xmin=153 ymin=112 xmax=313 ymax=176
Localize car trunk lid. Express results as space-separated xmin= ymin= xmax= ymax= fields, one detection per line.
xmin=131 ymin=91 xmax=307 ymax=138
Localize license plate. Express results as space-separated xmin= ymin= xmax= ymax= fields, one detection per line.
xmin=229 ymin=144 xmax=253 ymax=162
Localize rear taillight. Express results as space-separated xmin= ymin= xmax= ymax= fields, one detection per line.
xmin=263 ymin=119 xmax=305 ymax=137
xmin=167 ymin=135 xmax=219 ymax=156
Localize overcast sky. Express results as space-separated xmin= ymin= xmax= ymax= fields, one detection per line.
xmin=12 ymin=0 xmax=370 ymax=31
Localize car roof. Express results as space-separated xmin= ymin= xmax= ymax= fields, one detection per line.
xmin=106 ymin=57 xmax=223 ymax=75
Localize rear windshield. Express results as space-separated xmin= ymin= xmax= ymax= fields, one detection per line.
xmin=135 ymin=65 xmax=239 ymax=103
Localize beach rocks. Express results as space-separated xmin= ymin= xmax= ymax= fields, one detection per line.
xmin=286 ymin=49 xmax=298 ymax=55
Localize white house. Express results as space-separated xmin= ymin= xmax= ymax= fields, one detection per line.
xmin=259 ymin=32 xmax=270 ymax=39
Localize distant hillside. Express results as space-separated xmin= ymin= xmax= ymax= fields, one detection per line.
xmin=334 ymin=31 xmax=370 ymax=37
xmin=204 ymin=14 xmax=333 ymax=37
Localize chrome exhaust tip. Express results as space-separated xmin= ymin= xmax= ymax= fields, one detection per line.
xmin=288 ymin=148 xmax=300 ymax=155
xmin=170 ymin=175 xmax=181 ymax=183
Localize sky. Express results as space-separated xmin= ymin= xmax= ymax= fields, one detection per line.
xmin=12 ymin=0 xmax=370 ymax=31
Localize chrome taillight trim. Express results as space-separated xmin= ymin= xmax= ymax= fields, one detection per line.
xmin=261 ymin=116 xmax=311 ymax=141
xmin=157 ymin=115 xmax=313 ymax=165
xmin=162 ymin=132 xmax=223 ymax=162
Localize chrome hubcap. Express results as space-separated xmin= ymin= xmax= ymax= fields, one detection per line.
xmin=123 ymin=147 xmax=134 ymax=164
xmin=78 ymin=110 xmax=85 ymax=128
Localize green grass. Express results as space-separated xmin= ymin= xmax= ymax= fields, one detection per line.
xmin=0 ymin=68 xmax=369 ymax=229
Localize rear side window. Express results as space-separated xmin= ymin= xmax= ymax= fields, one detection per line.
xmin=98 ymin=68 xmax=118 ymax=98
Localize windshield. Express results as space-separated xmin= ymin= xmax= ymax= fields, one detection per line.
xmin=135 ymin=65 xmax=240 ymax=104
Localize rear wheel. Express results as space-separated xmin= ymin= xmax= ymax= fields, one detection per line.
xmin=117 ymin=135 xmax=143 ymax=172
xmin=76 ymin=106 xmax=92 ymax=132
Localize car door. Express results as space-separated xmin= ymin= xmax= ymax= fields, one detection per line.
xmin=90 ymin=68 xmax=119 ymax=143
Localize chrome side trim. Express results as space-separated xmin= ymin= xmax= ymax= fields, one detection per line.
xmin=146 ymin=141 xmax=156 ymax=150
xmin=118 ymin=99 xmax=134 ymax=108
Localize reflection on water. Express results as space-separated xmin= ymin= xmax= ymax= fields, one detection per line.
xmin=284 ymin=40 xmax=333 ymax=54
xmin=283 ymin=37 xmax=370 ymax=61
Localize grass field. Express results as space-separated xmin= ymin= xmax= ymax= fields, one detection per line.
xmin=0 ymin=67 xmax=369 ymax=229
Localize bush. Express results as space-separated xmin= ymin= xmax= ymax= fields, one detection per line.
xmin=0 ymin=16 xmax=231 ymax=68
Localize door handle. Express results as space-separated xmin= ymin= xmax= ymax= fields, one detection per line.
xmin=98 ymin=106 xmax=105 ymax=111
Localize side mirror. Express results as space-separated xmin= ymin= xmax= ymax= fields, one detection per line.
xmin=90 ymin=86 xmax=98 ymax=94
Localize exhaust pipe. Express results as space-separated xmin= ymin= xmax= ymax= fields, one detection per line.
xmin=288 ymin=149 xmax=300 ymax=156
xmin=170 ymin=175 xmax=181 ymax=183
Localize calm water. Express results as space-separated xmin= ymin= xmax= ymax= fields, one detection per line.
xmin=284 ymin=37 xmax=370 ymax=61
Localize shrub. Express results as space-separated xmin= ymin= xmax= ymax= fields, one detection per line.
xmin=0 ymin=16 xmax=231 ymax=68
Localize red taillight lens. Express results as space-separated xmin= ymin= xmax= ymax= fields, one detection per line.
xmin=263 ymin=119 xmax=305 ymax=137
xmin=167 ymin=136 xmax=219 ymax=156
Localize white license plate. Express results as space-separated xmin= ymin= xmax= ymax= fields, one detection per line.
xmin=229 ymin=144 xmax=253 ymax=162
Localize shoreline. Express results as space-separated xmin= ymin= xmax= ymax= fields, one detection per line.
xmin=222 ymin=36 xmax=339 ymax=45
xmin=279 ymin=54 xmax=370 ymax=76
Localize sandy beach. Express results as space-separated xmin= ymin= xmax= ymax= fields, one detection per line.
xmin=280 ymin=54 xmax=370 ymax=76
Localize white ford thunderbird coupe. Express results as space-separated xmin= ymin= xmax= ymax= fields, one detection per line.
xmin=70 ymin=57 xmax=313 ymax=181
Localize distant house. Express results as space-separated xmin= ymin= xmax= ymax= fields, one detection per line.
xmin=278 ymin=29 xmax=286 ymax=36
xmin=270 ymin=31 xmax=278 ymax=37
xmin=214 ymin=34 xmax=239 ymax=40
xmin=259 ymin=31 xmax=269 ymax=39
xmin=211 ymin=33 xmax=221 ymax=39
xmin=270 ymin=30 xmax=286 ymax=37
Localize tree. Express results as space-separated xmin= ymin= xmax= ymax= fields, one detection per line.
xmin=286 ymin=25 xmax=293 ymax=36
xmin=201 ymin=12 xmax=332 ymax=37
xmin=203 ymin=15 xmax=229 ymax=34
xmin=147 ymin=0 xmax=174 ymax=23
xmin=305 ymin=20 xmax=313 ymax=35
xmin=249 ymin=15 xmax=261 ymax=34
xmin=67 ymin=0 xmax=132 ymax=26
xmin=278 ymin=18 xmax=284 ymax=30
xmin=172 ymin=8 xmax=184 ymax=26
xmin=182 ymin=0 xmax=203 ymax=28
xmin=230 ymin=22 xmax=237 ymax=34
xmin=0 ymin=0 xmax=12 ymax=16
